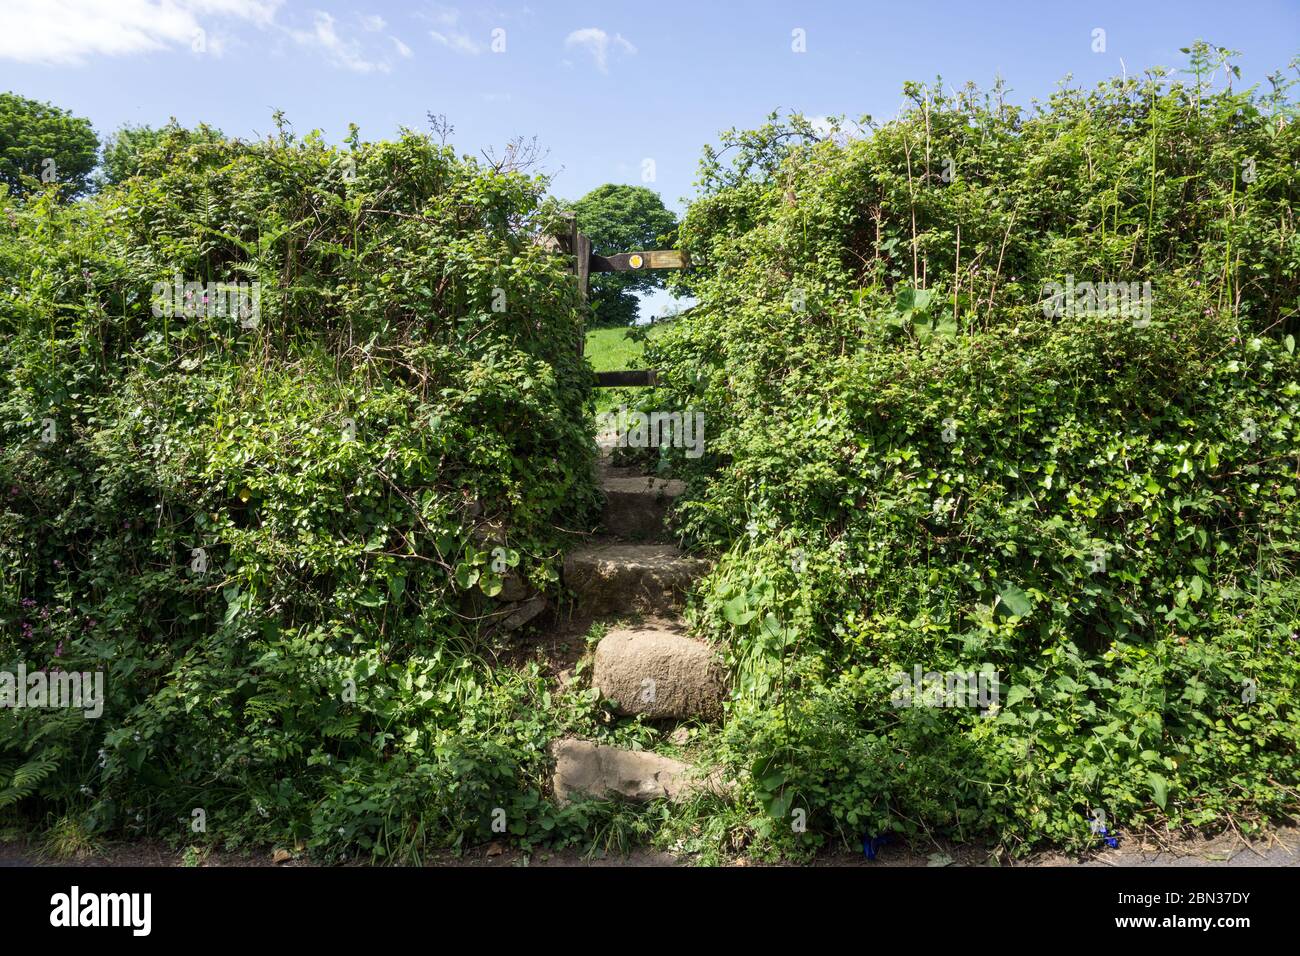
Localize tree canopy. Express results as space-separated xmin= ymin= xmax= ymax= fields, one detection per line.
xmin=97 ymin=121 xmax=226 ymax=187
xmin=0 ymin=91 xmax=98 ymax=197
xmin=570 ymin=183 xmax=677 ymax=327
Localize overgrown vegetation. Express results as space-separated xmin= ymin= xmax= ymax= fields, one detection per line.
xmin=643 ymin=43 xmax=1300 ymax=857
xmin=0 ymin=118 xmax=622 ymax=860
xmin=3 ymin=43 xmax=1298 ymax=864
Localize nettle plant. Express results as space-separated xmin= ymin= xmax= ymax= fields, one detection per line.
xmin=0 ymin=120 xmax=602 ymax=856
xmin=652 ymin=44 xmax=1300 ymax=856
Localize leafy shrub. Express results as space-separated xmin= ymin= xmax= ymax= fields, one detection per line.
xmin=0 ymin=120 xmax=602 ymax=857
xmin=647 ymin=44 xmax=1300 ymax=856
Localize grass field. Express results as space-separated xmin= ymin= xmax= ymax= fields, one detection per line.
xmin=585 ymin=322 xmax=670 ymax=412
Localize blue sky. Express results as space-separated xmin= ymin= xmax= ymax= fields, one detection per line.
xmin=2 ymin=0 xmax=1297 ymax=315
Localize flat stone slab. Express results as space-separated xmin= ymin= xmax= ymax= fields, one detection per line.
xmin=493 ymin=594 xmax=546 ymax=632
xmin=593 ymin=627 xmax=725 ymax=720
xmin=563 ymin=543 xmax=708 ymax=615
xmin=551 ymin=738 xmax=701 ymax=803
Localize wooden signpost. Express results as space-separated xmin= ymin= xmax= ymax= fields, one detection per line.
xmin=552 ymin=213 xmax=688 ymax=387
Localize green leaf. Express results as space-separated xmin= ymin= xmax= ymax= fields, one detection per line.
xmin=764 ymin=790 xmax=794 ymax=821
xmin=1006 ymin=685 xmax=1033 ymax=707
xmin=1147 ymin=772 xmax=1169 ymax=809
xmin=998 ymin=583 xmax=1032 ymax=617
xmin=895 ymin=286 xmax=934 ymax=314
xmin=455 ymin=563 xmax=479 ymax=589
xmin=722 ymin=595 xmax=755 ymax=626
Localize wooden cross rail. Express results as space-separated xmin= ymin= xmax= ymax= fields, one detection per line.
xmin=594 ymin=369 xmax=658 ymax=387
xmin=550 ymin=213 xmax=688 ymax=387
xmin=590 ymin=250 xmax=689 ymax=272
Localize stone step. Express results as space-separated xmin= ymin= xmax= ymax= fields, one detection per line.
xmin=563 ymin=543 xmax=708 ymax=616
xmin=551 ymin=738 xmax=719 ymax=804
xmin=593 ymin=626 xmax=725 ymax=720
xmin=600 ymin=466 xmax=686 ymax=539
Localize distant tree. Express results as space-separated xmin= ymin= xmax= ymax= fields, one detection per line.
xmin=0 ymin=91 xmax=98 ymax=197
xmin=570 ymin=184 xmax=677 ymax=327
xmin=98 ymin=121 xmax=226 ymax=187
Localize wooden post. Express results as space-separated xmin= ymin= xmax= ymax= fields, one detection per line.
xmin=556 ymin=213 xmax=591 ymax=356
xmin=575 ymin=229 xmax=591 ymax=358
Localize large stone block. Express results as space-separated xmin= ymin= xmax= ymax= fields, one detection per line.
xmin=563 ymin=543 xmax=708 ymax=615
xmin=601 ymin=472 xmax=686 ymax=539
xmin=593 ymin=627 xmax=725 ymax=720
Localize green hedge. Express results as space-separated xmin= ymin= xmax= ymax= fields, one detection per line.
xmin=645 ymin=46 xmax=1300 ymax=856
xmin=0 ymin=123 xmax=600 ymax=858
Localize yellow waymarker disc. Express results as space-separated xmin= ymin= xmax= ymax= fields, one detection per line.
xmin=628 ymin=254 xmax=644 ymax=269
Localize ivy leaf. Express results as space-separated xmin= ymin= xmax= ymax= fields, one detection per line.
xmin=454 ymin=563 xmax=479 ymax=590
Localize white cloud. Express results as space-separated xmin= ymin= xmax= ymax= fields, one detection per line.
xmin=0 ymin=1 xmax=407 ymax=74
xmin=429 ymin=29 xmax=482 ymax=55
xmin=0 ymin=0 xmax=281 ymax=64
xmin=291 ymin=11 xmax=394 ymax=73
xmin=427 ymin=4 xmax=460 ymax=29
xmin=564 ymin=27 xmax=635 ymax=74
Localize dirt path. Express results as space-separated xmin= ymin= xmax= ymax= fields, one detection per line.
xmin=4 ymin=823 xmax=1295 ymax=868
